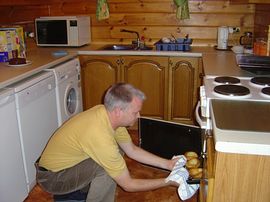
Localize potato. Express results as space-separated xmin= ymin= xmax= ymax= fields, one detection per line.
xmin=184 ymin=151 xmax=198 ymax=161
xmin=186 ymin=158 xmax=200 ymax=169
xmin=189 ymin=168 xmax=203 ymax=179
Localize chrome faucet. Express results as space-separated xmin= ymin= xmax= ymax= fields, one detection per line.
xmin=120 ymin=29 xmax=141 ymax=49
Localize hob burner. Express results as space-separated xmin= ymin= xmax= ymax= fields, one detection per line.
xmin=214 ymin=85 xmax=250 ymax=96
xmin=214 ymin=76 xmax=240 ymax=84
xmin=250 ymin=77 xmax=270 ymax=87
xmin=262 ymin=87 xmax=270 ymax=96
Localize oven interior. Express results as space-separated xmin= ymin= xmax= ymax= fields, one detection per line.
xmin=138 ymin=117 xmax=203 ymax=183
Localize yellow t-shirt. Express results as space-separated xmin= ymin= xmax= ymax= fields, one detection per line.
xmin=39 ymin=105 xmax=131 ymax=178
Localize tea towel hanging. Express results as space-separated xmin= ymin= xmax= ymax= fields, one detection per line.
xmin=174 ymin=0 xmax=190 ymax=20
xmin=96 ymin=0 xmax=110 ymax=21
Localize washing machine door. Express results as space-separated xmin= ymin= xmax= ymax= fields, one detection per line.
xmin=65 ymin=86 xmax=77 ymax=115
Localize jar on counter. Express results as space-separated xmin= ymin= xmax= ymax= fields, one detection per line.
xmin=239 ymin=32 xmax=253 ymax=49
xmin=253 ymin=38 xmax=267 ymax=56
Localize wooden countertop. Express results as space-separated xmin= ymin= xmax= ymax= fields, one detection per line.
xmin=0 ymin=43 xmax=258 ymax=88
xmin=0 ymin=48 xmax=77 ymax=88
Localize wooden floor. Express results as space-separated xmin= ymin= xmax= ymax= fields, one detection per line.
xmin=24 ymin=131 xmax=198 ymax=202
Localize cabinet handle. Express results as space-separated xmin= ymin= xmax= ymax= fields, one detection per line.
xmin=201 ymin=131 xmax=208 ymax=158
xmin=199 ymin=73 xmax=204 ymax=79
xmin=168 ymin=59 xmax=173 ymax=66
xmin=116 ymin=59 xmax=121 ymax=65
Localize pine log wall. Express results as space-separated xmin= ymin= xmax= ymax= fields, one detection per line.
xmin=254 ymin=4 xmax=270 ymax=39
xmin=0 ymin=0 xmax=262 ymax=46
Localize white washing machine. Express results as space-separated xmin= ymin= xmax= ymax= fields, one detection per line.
xmin=46 ymin=58 xmax=83 ymax=126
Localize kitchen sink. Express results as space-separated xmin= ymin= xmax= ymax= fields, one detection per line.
xmin=100 ymin=44 xmax=153 ymax=51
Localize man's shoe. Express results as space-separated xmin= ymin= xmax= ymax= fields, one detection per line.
xmin=53 ymin=189 xmax=87 ymax=202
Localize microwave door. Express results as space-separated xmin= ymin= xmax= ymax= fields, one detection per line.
xmin=36 ymin=20 xmax=68 ymax=45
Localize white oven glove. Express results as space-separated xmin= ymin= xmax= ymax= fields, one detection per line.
xmin=165 ymin=155 xmax=199 ymax=200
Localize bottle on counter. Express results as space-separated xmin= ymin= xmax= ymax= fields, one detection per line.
xmin=253 ymin=38 xmax=267 ymax=56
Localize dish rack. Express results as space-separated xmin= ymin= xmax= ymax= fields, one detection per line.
xmin=155 ymin=38 xmax=193 ymax=51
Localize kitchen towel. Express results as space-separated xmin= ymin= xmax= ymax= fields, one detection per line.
xmin=174 ymin=0 xmax=190 ymax=20
xmin=165 ymin=155 xmax=199 ymax=200
xmin=96 ymin=0 xmax=110 ymax=21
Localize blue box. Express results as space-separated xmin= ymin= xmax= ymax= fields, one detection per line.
xmin=0 ymin=52 xmax=10 ymax=62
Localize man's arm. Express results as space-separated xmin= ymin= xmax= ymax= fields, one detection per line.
xmin=113 ymin=166 xmax=177 ymax=192
xmin=116 ymin=140 xmax=180 ymax=192
xmin=119 ymin=141 xmax=178 ymax=171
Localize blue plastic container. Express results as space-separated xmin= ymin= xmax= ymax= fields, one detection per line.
xmin=155 ymin=38 xmax=193 ymax=51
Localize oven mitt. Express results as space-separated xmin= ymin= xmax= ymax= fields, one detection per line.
xmin=165 ymin=155 xmax=199 ymax=200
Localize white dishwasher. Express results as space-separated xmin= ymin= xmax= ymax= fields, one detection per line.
xmin=0 ymin=88 xmax=28 ymax=202
xmin=9 ymin=71 xmax=58 ymax=192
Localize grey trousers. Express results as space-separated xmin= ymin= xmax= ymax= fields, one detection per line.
xmin=35 ymin=158 xmax=116 ymax=202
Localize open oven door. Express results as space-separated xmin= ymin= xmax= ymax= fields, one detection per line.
xmin=138 ymin=117 xmax=207 ymax=185
xmin=138 ymin=117 xmax=202 ymax=160
xmin=138 ymin=111 xmax=214 ymax=202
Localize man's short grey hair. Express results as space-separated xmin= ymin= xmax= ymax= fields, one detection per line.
xmin=104 ymin=83 xmax=146 ymax=111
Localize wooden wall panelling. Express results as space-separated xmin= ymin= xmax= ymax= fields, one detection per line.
xmin=48 ymin=2 xmax=96 ymax=16
xmin=254 ymin=4 xmax=270 ymax=39
xmin=0 ymin=4 xmax=50 ymax=34
xmin=90 ymin=1 xmax=255 ymax=45
xmin=0 ymin=0 xmax=255 ymax=46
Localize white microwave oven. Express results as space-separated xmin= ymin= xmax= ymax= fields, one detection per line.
xmin=35 ymin=16 xmax=91 ymax=47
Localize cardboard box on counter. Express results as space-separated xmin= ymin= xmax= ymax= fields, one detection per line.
xmin=0 ymin=26 xmax=26 ymax=62
xmin=0 ymin=30 xmax=16 ymax=62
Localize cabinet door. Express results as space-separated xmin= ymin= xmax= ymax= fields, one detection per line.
xmin=213 ymin=152 xmax=270 ymax=202
xmin=122 ymin=56 xmax=168 ymax=120
xmin=168 ymin=57 xmax=200 ymax=124
xmin=80 ymin=55 xmax=121 ymax=110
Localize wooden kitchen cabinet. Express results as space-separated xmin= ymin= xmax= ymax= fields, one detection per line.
xmin=122 ymin=56 xmax=168 ymax=120
xmin=212 ymin=152 xmax=270 ymax=202
xmin=80 ymin=55 xmax=202 ymax=125
xmin=200 ymin=134 xmax=270 ymax=202
xmin=80 ymin=55 xmax=121 ymax=110
xmin=168 ymin=57 xmax=202 ymax=124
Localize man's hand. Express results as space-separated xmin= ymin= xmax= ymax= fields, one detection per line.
xmin=167 ymin=157 xmax=180 ymax=171
xmin=167 ymin=155 xmax=187 ymax=170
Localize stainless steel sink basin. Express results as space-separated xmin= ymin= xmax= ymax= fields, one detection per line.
xmin=100 ymin=44 xmax=153 ymax=51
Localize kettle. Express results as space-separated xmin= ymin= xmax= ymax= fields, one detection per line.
xmin=217 ymin=26 xmax=229 ymax=49
xmin=239 ymin=32 xmax=253 ymax=48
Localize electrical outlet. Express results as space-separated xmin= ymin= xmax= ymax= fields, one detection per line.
xmin=233 ymin=27 xmax=240 ymax=33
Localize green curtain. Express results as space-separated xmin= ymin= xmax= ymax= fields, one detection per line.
xmin=174 ymin=0 xmax=190 ymax=20
xmin=96 ymin=0 xmax=110 ymax=21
